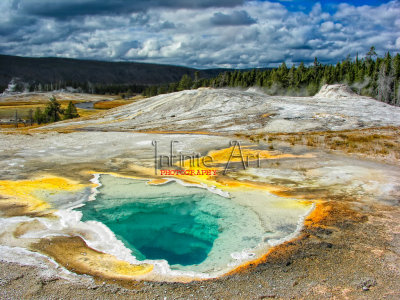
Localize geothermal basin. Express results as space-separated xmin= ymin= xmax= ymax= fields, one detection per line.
xmin=1 ymin=87 xmax=400 ymax=298
xmin=76 ymin=174 xmax=312 ymax=277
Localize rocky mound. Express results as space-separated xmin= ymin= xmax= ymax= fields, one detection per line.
xmin=314 ymin=84 xmax=357 ymax=99
xmin=44 ymin=87 xmax=400 ymax=133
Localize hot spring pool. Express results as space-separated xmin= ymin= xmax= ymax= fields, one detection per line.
xmin=77 ymin=174 xmax=312 ymax=276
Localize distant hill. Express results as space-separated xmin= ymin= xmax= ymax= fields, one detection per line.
xmin=0 ymin=55 xmax=225 ymax=90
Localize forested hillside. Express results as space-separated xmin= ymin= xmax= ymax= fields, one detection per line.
xmin=144 ymin=47 xmax=400 ymax=106
xmin=0 ymin=55 xmax=223 ymax=95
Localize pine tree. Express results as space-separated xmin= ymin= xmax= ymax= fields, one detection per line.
xmin=394 ymin=54 xmax=400 ymax=80
xmin=178 ymin=74 xmax=193 ymax=91
xmin=63 ymin=101 xmax=79 ymax=120
xmin=157 ymin=84 xmax=168 ymax=95
xmin=366 ymin=46 xmax=377 ymax=61
xmin=269 ymin=69 xmax=280 ymax=90
xmin=167 ymin=82 xmax=177 ymax=93
xmin=288 ymin=65 xmax=296 ymax=88
xmin=193 ymin=71 xmax=200 ymax=89
xmin=277 ymin=62 xmax=289 ymax=88
xmin=323 ymin=67 xmax=331 ymax=84
xmin=307 ymin=81 xmax=319 ymax=96
xmin=394 ymin=54 xmax=400 ymax=106
xmin=44 ymin=96 xmax=64 ymax=122
xmin=346 ymin=66 xmax=355 ymax=85
xmin=355 ymin=62 xmax=365 ymax=83
xmin=295 ymin=62 xmax=306 ymax=86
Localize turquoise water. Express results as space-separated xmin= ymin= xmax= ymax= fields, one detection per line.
xmin=80 ymin=190 xmax=220 ymax=265
xmin=78 ymin=174 xmax=309 ymax=274
xmin=79 ymin=175 xmax=265 ymax=272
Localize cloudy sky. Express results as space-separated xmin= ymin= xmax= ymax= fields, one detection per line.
xmin=1 ymin=0 xmax=399 ymax=68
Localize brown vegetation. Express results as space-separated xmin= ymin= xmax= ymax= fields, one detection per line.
xmin=241 ymin=126 xmax=400 ymax=165
xmin=93 ymin=96 xmax=143 ymax=109
xmin=93 ymin=100 xmax=134 ymax=109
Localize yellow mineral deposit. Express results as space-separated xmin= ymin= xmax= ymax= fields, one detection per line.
xmin=169 ymin=145 xmax=313 ymax=197
xmin=0 ymin=176 xmax=89 ymax=216
xmin=205 ymin=145 xmax=314 ymax=164
xmin=31 ymin=236 xmax=154 ymax=280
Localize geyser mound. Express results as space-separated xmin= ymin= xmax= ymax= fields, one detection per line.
xmin=314 ymin=84 xmax=357 ymax=99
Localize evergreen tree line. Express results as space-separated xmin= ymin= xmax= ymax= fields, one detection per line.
xmin=142 ymin=72 xmax=205 ymax=97
xmin=3 ymin=80 xmax=145 ymax=96
xmin=143 ymin=47 xmax=400 ymax=106
xmin=33 ymin=96 xmax=79 ymax=124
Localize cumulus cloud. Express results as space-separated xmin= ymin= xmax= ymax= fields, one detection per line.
xmin=0 ymin=0 xmax=399 ymax=68
xmin=13 ymin=0 xmax=246 ymax=18
xmin=210 ymin=10 xmax=256 ymax=26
